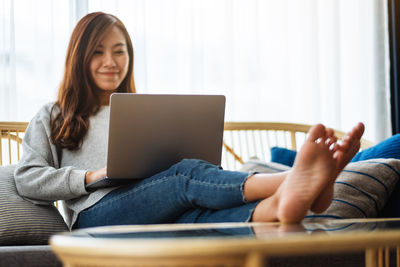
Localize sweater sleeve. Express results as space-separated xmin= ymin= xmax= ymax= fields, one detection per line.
xmin=14 ymin=105 xmax=89 ymax=204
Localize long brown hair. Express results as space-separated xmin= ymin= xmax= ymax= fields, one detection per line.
xmin=51 ymin=12 xmax=136 ymax=150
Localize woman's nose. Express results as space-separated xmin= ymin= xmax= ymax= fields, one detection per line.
xmin=103 ymin=52 xmax=116 ymax=67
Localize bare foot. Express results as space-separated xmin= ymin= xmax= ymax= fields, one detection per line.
xmin=275 ymin=124 xmax=339 ymax=223
xmin=310 ymin=122 xmax=365 ymax=213
xmin=250 ymin=123 xmax=364 ymax=223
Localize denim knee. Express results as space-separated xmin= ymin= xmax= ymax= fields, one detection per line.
xmin=167 ymin=159 xmax=222 ymax=176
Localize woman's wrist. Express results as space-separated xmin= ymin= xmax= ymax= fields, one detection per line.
xmin=84 ymin=167 xmax=106 ymax=185
xmin=85 ymin=171 xmax=94 ymax=185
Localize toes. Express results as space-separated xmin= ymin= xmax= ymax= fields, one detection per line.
xmin=355 ymin=122 xmax=365 ymax=139
xmin=340 ymin=123 xmax=364 ymax=152
xmin=307 ymin=124 xmax=326 ymax=142
xmin=325 ymin=136 xmax=337 ymax=150
xmin=330 ymin=143 xmax=341 ymax=153
xmin=325 ymin=128 xmax=335 ymax=139
xmin=346 ymin=122 xmax=365 ymax=142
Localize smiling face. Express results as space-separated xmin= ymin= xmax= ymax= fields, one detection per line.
xmin=90 ymin=26 xmax=129 ymax=104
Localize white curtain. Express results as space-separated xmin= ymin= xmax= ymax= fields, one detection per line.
xmin=0 ymin=0 xmax=391 ymax=142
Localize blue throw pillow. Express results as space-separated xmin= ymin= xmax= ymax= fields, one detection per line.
xmin=270 ymin=134 xmax=400 ymax=167
xmin=351 ymin=134 xmax=400 ymax=162
xmin=270 ymin=146 xmax=297 ymax=167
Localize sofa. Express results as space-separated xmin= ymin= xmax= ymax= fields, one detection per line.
xmin=2 ymin=121 xmax=400 ymax=266
xmin=2 ymin=157 xmax=400 ymax=267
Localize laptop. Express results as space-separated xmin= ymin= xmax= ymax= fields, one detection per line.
xmin=85 ymin=93 xmax=226 ymax=191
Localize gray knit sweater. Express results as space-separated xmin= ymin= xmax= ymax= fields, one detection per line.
xmin=14 ymin=103 xmax=117 ymax=230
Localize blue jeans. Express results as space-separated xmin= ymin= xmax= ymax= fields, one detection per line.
xmin=76 ymin=159 xmax=259 ymax=228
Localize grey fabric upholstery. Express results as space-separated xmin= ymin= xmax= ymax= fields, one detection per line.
xmin=0 ymin=164 xmax=68 ymax=245
xmin=0 ymin=245 xmax=61 ymax=267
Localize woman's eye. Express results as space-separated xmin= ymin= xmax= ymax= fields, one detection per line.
xmin=94 ymin=50 xmax=103 ymax=55
xmin=115 ymin=50 xmax=125 ymax=54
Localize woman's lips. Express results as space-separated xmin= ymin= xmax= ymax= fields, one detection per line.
xmin=98 ymin=72 xmax=119 ymax=76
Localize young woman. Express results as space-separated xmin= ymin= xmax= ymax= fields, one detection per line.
xmin=14 ymin=12 xmax=364 ymax=230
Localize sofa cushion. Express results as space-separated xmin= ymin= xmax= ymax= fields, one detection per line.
xmin=0 ymin=165 xmax=68 ymax=245
xmin=306 ymin=159 xmax=400 ymax=219
xmin=240 ymin=157 xmax=291 ymax=173
xmin=241 ymin=158 xmax=400 ymax=218
xmin=351 ymin=134 xmax=400 ymax=162
xmin=270 ymin=146 xmax=297 ymax=167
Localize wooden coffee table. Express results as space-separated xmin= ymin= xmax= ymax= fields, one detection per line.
xmin=50 ymin=218 xmax=400 ymax=267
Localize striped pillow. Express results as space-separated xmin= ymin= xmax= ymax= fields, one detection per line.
xmin=306 ymin=158 xmax=400 ymax=219
xmin=242 ymin=158 xmax=400 ymax=219
xmin=0 ymin=165 xmax=68 ymax=245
